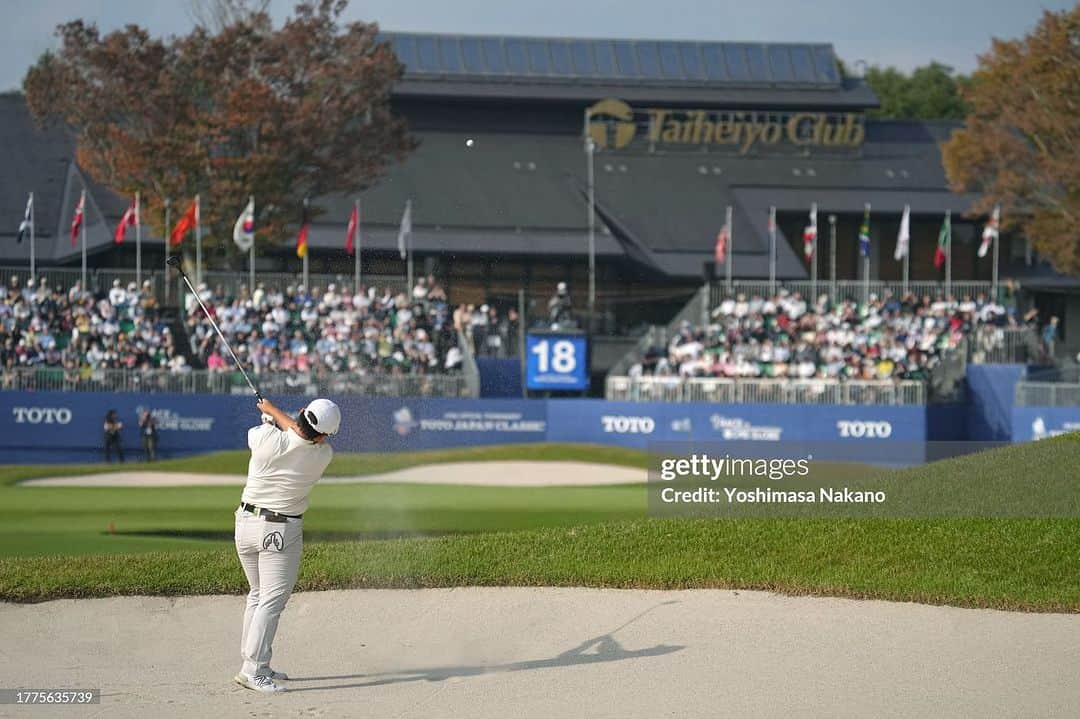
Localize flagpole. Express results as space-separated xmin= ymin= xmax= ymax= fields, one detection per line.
xmin=725 ymin=205 xmax=733 ymax=293
xmin=135 ymin=192 xmax=142 ymax=288
xmin=586 ymin=121 xmax=596 ymax=333
xmin=195 ymin=194 xmax=202 ymax=288
xmin=80 ymin=189 xmax=87 ymax=292
xmin=810 ymin=204 xmax=818 ymax=302
xmin=991 ymin=207 xmax=1000 ymax=300
xmin=829 ymin=214 xmax=837 ymax=304
xmin=768 ymin=206 xmax=776 ymax=296
xmin=164 ymin=199 xmax=171 ymax=304
xmin=406 ymin=199 xmax=414 ymax=294
xmin=902 ymin=239 xmax=910 ymax=298
xmin=863 ymin=249 xmax=870 ymax=306
xmin=249 ymin=195 xmax=255 ymax=296
xmin=945 ymin=209 xmax=952 ymax=300
xmin=28 ymin=192 xmax=35 ymax=285
xmin=354 ymin=198 xmax=361 ymax=293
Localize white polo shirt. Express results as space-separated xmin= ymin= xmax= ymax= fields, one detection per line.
xmin=240 ymin=424 xmax=333 ymax=516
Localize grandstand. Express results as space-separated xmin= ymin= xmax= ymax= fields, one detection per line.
xmin=0 ymin=271 xmax=479 ymax=398
xmin=604 ymin=279 xmax=1044 ymax=405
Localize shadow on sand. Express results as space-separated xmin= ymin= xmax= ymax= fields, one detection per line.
xmin=285 ymin=600 xmax=685 ymax=693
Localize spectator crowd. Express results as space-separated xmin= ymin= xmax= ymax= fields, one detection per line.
xmin=185 ymin=275 xmax=465 ymax=386
xmin=0 ymin=275 xmax=185 ymax=380
xmin=631 ymin=289 xmax=1028 ymax=382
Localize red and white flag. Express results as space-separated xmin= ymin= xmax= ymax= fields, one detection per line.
xmin=70 ymin=191 xmax=85 ymax=247
xmin=978 ymin=204 xmax=1000 ymax=258
xmin=714 ymin=225 xmax=728 ymax=265
xmin=802 ymin=203 xmax=817 ymax=261
xmin=345 ymin=205 xmax=358 ymax=256
xmin=233 ymin=197 xmax=255 ymax=252
xmin=114 ymin=196 xmax=138 ymax=245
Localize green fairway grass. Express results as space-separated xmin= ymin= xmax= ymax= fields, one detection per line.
xmin=0 ymin=437 xmax=1078 ymax=611
xmin=0 ymin=444 xmax=649 ymax=558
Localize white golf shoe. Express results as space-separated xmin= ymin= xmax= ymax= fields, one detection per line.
xmin=234 ymin=672 xmax=286 ymax=693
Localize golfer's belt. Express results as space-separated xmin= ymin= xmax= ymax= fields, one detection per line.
xmin=239 ymin=503 xmax=302 ymax=522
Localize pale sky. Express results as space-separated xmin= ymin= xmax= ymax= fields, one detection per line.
xmin=0 ymin=0 xmax=1070 ymax=91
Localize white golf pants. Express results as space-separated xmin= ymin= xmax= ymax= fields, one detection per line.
xmin=234 ymin=507 xmax=303 ymax=677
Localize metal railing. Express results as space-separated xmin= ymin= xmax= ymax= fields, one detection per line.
xmin=710 ymin=280 xmax=995 ymax=306
xmin=1016 ymin=366 xmax=1080 ymax=407
xmin=1015 ymin=382 xmax=1080 ymax=407
xmin=966 ymin=327 xmax=1040 ymax=365
xmin=606 ymin=376 xmax=928 ymax=405
xmin=0 ymin=367 xmax=475 ymax=398
xmin=199 ymin=271 xmax=408 ymax=296
xmin=2 ymin=265 xmax=408 ymax=305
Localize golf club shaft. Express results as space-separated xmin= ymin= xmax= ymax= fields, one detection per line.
xmin=175 ymin=269 xmax=263 ymax=401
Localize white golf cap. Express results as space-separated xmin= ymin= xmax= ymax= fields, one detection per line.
xmin=303 ymin=398 xmax=341 ymax=436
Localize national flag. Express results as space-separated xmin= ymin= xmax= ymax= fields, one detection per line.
xmin=893 ymin=205 xmax=909 ymax=261
xmin=16 ymin=194 xmax=32 ymax=244
xmin=934 ymin=212 xmax=951 ymax=269
xmin=345 ymin=205 xmax=358 ymax=255
xmin=296 ymin=198 xmax=309 ymax=259
xmin=802 ymin=203 xmax=817 ymax=261
xmin=859 ymin=204 xmax=871 ymax=258
xmin=233 ymin=197 xmax=255 ymax=252
xmin=114 ymin=196 xmax=138 ymax=245
xmin=70 ymin=191 xmax=85 ymax=246
xmin=169 ymin=198 xmax=198 ymax=247
xmin=715 ymin=223 xmax=728 ymax=265
xmin=978 ymin=204 xmax=1000 ymax=258
xmin=397 ymin=200 xmax=412 ymax=260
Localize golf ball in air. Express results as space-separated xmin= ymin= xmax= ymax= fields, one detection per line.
xmin=466 ymin=138 xmax=474 ymax=147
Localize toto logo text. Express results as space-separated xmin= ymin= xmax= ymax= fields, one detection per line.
xmin=601 ymin=415 xmax=655 ymax=434
xmin=12 ymin=406 xmax=72 ymax=425
xmin=836 ymin=420 xmax=893 ymax=438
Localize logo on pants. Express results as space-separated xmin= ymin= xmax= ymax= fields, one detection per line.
xmin=262 ymin=531 xmax=284 ymax=552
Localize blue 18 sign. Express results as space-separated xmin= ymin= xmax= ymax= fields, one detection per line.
xmin=525 ymin=332 xmax=589 ymax=391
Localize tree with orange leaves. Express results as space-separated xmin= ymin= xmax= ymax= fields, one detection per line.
xmin=941 ymin=6 xmax=1079 ymax=274
xmin=23 ymin=0 xmax=414 ymax=264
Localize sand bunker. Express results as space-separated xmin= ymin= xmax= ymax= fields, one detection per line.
xmin=2 ymin=588 xmax=1077 ymax=718
xmin=21 ymin=460 xmax=645 ymax=488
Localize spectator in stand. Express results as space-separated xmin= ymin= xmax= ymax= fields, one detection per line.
xmin=1043 ymin=316 xmax=1059 ymax=360
xmin=206 ymin=349 xmax=226 ymax=372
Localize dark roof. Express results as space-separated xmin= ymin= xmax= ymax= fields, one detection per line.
xmin=383 ymin=33 xmax=843 ymax=88
xmin=383 ymin=33 xmax=878 ymax=109
xmin=0 ymin=93 xmax=987 ymax=281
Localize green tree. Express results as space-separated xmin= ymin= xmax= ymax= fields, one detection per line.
xmin=863 ymin=62 xmax=968 ymax=120
xmin=23 ymin=0 xmax=415 ymax=263
xmin=942 ymin=7 xmax=1079 ymax=274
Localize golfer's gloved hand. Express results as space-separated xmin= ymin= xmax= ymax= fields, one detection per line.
xmin=261 ymin=413 xmax=275 ymax=426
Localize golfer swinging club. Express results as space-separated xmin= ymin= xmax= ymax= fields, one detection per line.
xmin=233 ymin=396 xmax=340 ymax=693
